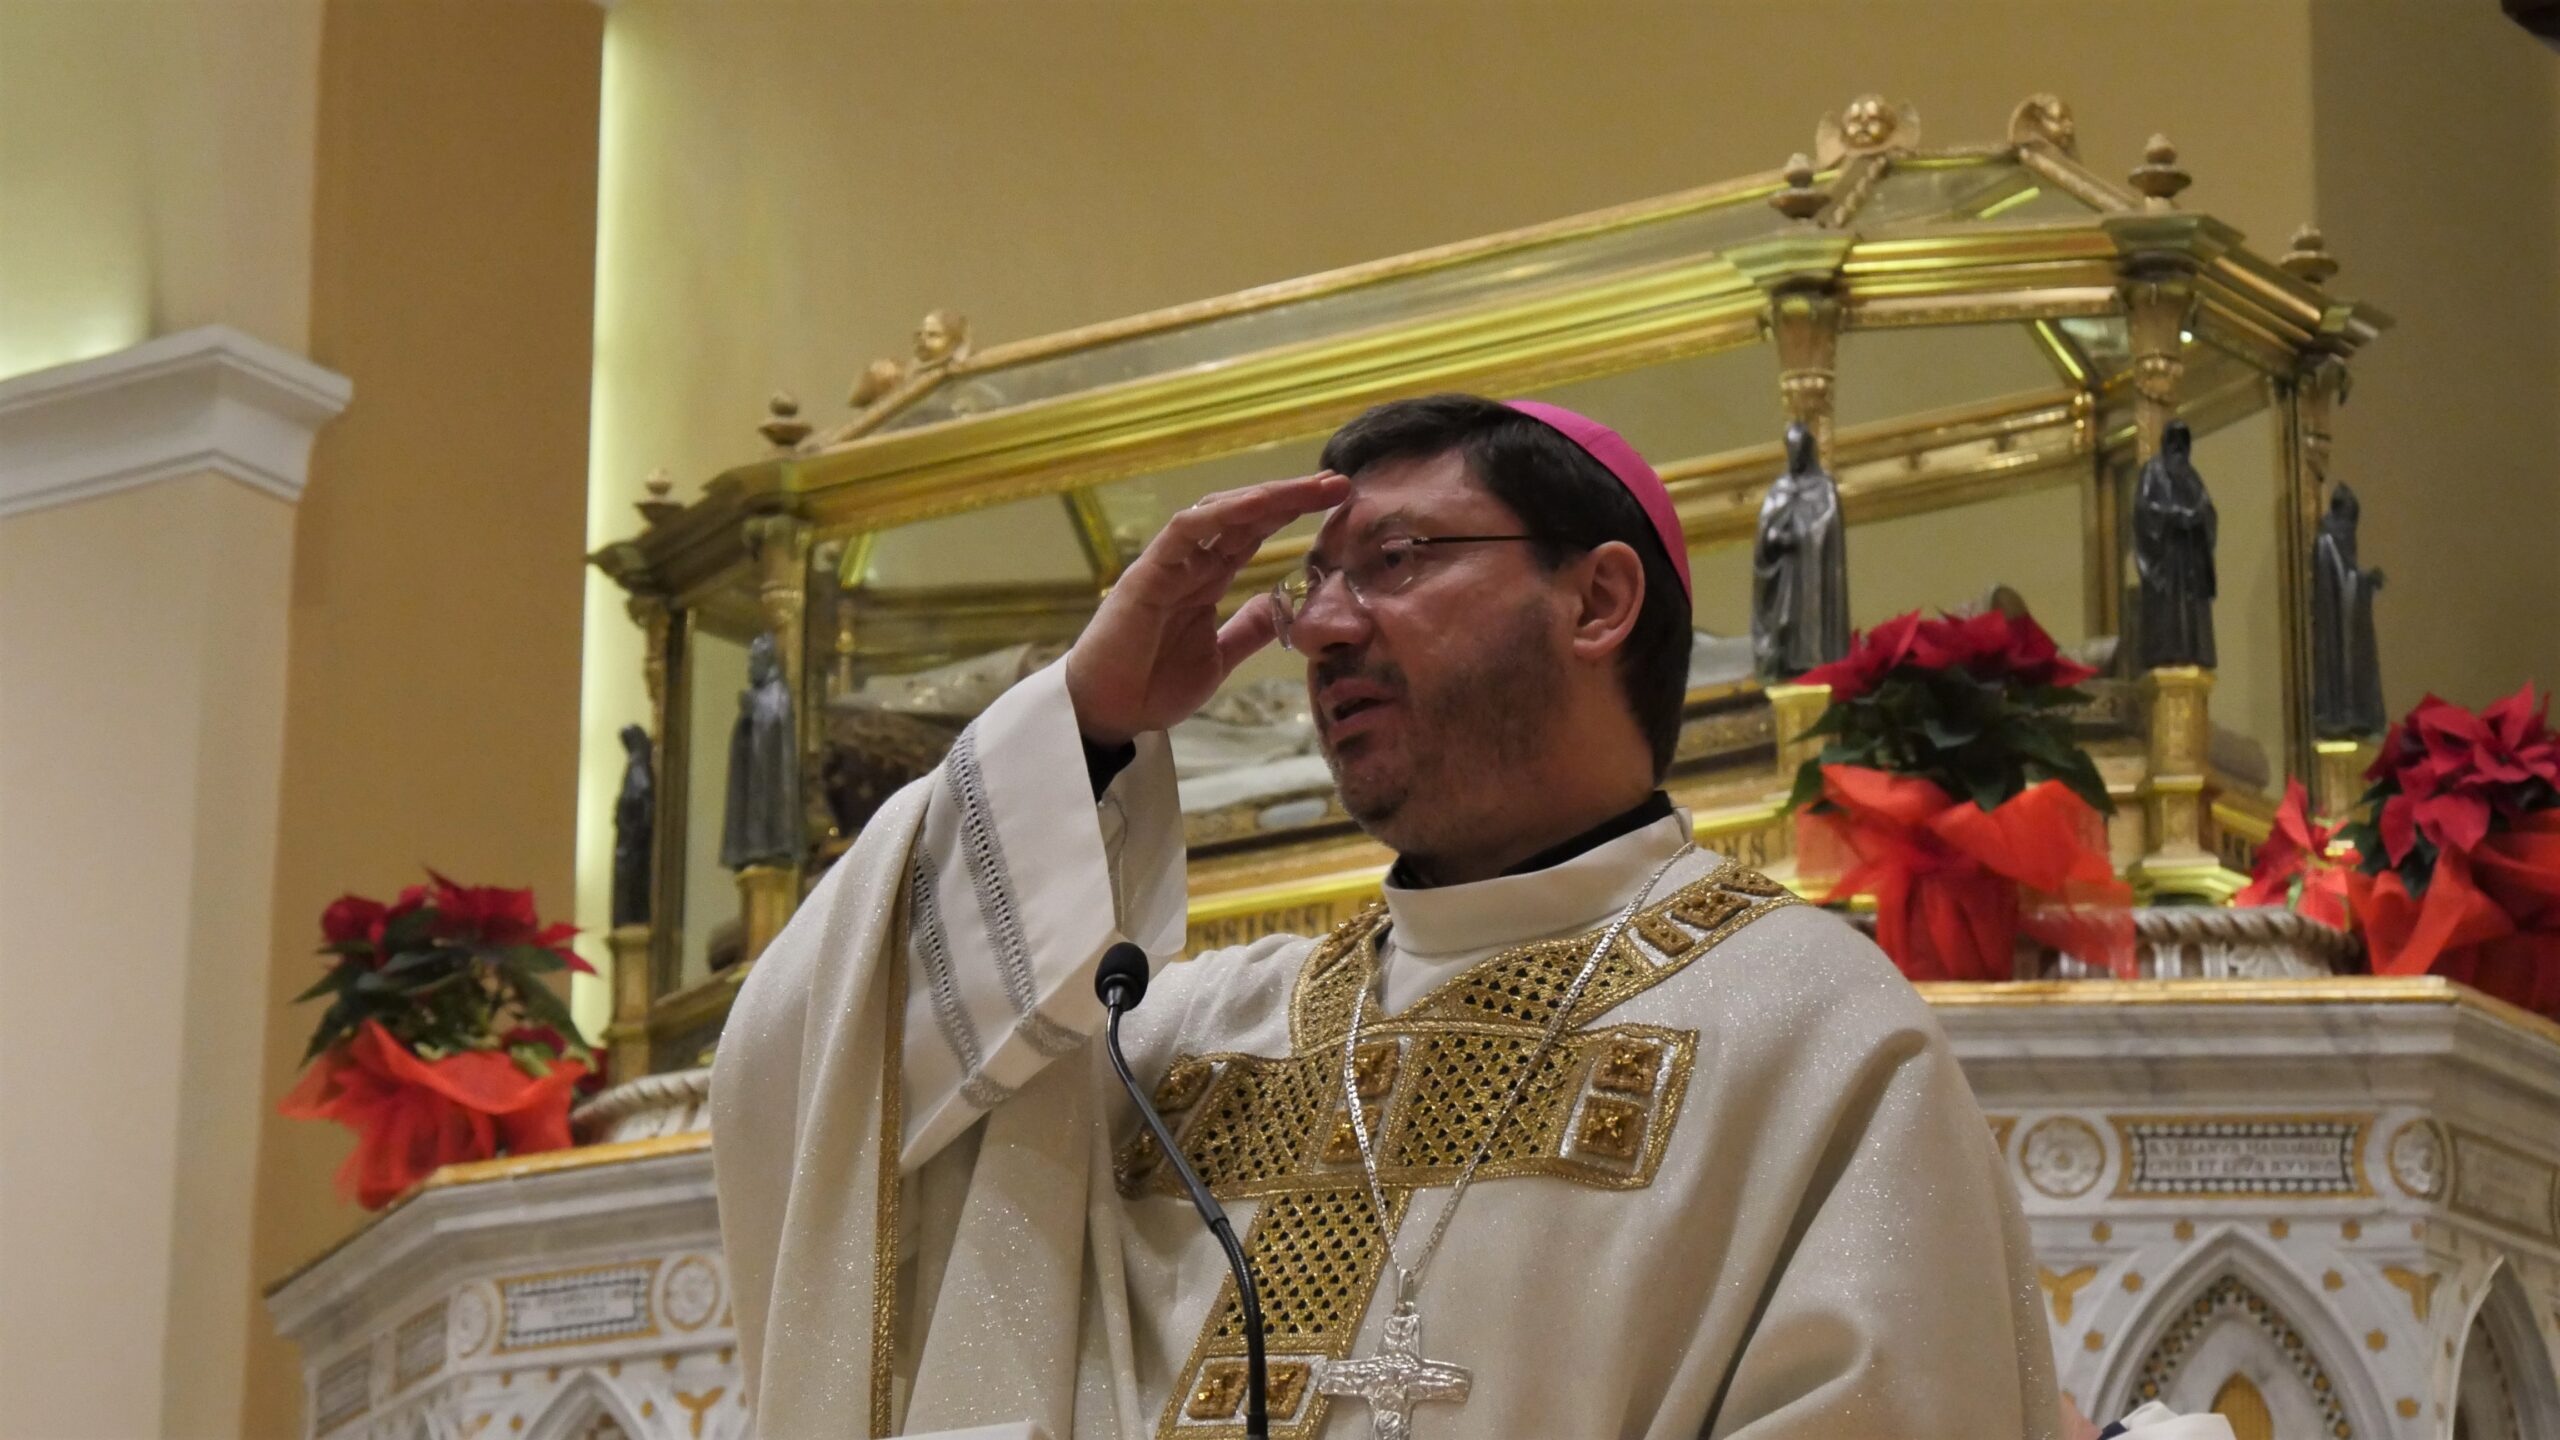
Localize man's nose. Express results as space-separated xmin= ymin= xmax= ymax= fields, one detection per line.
xmin=1287 ymin=571 xmax=1374 ymax=653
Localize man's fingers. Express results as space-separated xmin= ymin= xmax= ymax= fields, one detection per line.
xmin=1215 ymin=594 xmax=1282 ymax=672
xmin=1126 ymin=470 xmax=1344 ymax=601
xmin=1162 ymin=471 xmax=1346 ymax=557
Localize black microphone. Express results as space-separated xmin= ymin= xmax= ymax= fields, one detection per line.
xmin=1095 ymin=941 xmax=1268 ymax=1438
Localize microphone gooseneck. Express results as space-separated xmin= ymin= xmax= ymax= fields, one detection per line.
xmin=1095 ymin=943 xmax=1268 ymax=1439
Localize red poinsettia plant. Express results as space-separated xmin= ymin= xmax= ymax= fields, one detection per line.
xmin=2232 ymin=779 xmax=2357 ymax=929
xmin=1789 ymin=609 xmax=2111 ymax=815
xmin=280 ymin=872 xmax=598 ymax=1208
xmin=1789 ymin=610 xmax=2132 ymax=981
xmin=2334 ymin=685 xmax=2560 ymax=1017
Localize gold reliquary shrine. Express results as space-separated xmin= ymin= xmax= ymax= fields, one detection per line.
xmin=593 ymin=93 xmax=2389 ymax=1076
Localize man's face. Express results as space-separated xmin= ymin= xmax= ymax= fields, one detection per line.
xmin=1296 ymin=450 xmax=1571 ymax=855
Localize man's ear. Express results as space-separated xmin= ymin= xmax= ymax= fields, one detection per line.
xmin=1568 ymin=540 xmax=1647 ymax=664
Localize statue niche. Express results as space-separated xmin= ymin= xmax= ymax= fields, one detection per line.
xmin=1751 ymin=422 xmax=1850 ymax=682
xmin=2133 ymin=419 xmax=2219 ymax=671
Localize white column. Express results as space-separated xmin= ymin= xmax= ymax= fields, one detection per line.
xmin=0 ymin=326 xmax=348 ymax=1439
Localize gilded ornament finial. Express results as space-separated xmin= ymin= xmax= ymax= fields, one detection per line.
xmin=1771 ymin=153 xmax=1826 ymax=223
xmin=635 ymin=466 xmax=681 ymax=524
xmin=913 ymin=309 xmax=971 ymax=368
xmin=2131 ymin=134 xmax=2191 ymax=208
xmin=847 ymin=357 xmax=905 ymax=410
xmin=2280 ymin=224 xmax=2341 ymax=285
xmin=759 ymin=392 xmax=811 ymax=450
xmin=1813 ymin=94 xmax=1919 ymax=167
xmin=2007 ymin=94 xmax=2077 ymax=155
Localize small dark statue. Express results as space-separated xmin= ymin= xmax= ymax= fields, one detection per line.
xmin=610 ymin=723 xmax=654 ymax=927
xmin=720 ymin=633 xmax=803 ymax=870
xmin=2133 ymin=419 xmax=2219 ymax=670
xmin=1751 ymin=422 xmax=1850 ymax=682
xmin=2312 ymin=483 xmax=2388 ymax=738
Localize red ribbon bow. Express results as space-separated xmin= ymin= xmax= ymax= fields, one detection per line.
xmin=279 ymin=1020 xmax=587 ymax=1209
xmin=1798 ymin=765 xmax=2134 ymax=982
xmin=2347 ymin=809 xmax=2560 ymax=1019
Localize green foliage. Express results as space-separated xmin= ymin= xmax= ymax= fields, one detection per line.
xmin=1790 ymin=667 xmax=2112 ymax=816
xmin=296 ymin=879 xmax=591 ymax=1076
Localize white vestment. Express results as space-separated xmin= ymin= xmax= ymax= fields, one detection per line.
xmin=713 ymin=663 xmax=2061 ymax=1440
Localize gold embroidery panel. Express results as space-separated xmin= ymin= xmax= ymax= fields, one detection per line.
xmin=1288 ymin=860 xmax=1796 ymax=1051
xmin=1163 ymin=1187 xmax=1410 ymax=1439
xmin=1143 ymin=860 xmax=1790 ymax=1440
xmin=1119 ymin=1023 xmax=1698 ymax=1203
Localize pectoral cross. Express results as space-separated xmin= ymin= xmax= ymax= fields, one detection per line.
xmin=1316 ymin=1302 xmax=1471 ymax=1440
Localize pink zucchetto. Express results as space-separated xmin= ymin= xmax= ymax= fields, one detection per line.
xmin=1502 ymin=401 xmax=1692 ymax=601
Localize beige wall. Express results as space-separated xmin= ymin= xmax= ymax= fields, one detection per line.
xmin=240 ymin=4 xmax=605 ymax=1437
xmin=2310 ymin=0 xmax=2560 ymax=712
xmin=0 ymin=0 xmax=321 ymax=379
xmin=0 ymin=475 xmax=296 ymax=1439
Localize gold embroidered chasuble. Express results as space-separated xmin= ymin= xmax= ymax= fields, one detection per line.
xmin=712 ymin=664 xmax=2061 ymax=1440
xmin=1118 ymin=862 xmax=1794 ymax=1439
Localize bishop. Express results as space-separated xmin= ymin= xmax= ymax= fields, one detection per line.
xmin=715 ymin=394 xmax=2061 ymax=1439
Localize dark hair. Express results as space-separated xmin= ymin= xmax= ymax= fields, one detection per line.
xmin=1318 ymin=393 xmax=1691 ymax=778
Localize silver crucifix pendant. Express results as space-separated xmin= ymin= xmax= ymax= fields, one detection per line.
xmin=1316 ymin=1300 xmax=1472 ymax=1440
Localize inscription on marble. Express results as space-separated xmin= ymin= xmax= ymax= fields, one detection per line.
xmin=2449 ymin=1131 xmax=2557 ymax=1240
xmin=2113 ymin=1116 xmax=2366 ymax=1197
xmin=314 ymin=1350 xmax=370 ymax=1435
xmin=497 ymin=1262 xmax=659 ymax=1352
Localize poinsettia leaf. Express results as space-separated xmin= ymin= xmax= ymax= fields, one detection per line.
xmin=378 ymin=946 xmax=462 ymax=978
xmin=502 ymin=944 xmax=567 ymax=975
xmin=293 ymin=967 xmax=354 ymax=1004
xmin=1922 ymin=711 xmax=1983 ymax=749
xmin=377 ymin=906 xmax=439 ymax=955
xmin=505 ymin=969 xmax=581 ymax=1036
xmin=2046 ymin=752 xmax=2116 ymax=815
xmin=1949 ymin=754 xmax=2011 ymax=811
xmin=302 ymin=994 xmax=361 ymax=1064
xmin=1787 ymin=760 xmax=1829 ymax=812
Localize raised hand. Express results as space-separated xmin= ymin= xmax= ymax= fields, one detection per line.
xmin=1063 ymin=470 xmax=1349 ymax=746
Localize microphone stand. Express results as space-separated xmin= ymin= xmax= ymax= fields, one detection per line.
xmin=1095 ymin=943 xmax=1268 ymax=1439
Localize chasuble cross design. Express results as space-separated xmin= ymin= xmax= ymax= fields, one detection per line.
xmin=1114 ymin=861 xmax=1797 ymax=1439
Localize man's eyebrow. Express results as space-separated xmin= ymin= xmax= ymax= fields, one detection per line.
xmin=1308 ymin=507 xmax=1413 ymax=566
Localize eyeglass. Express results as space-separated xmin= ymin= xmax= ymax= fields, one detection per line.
xmin=1270 ymin=534 xmax=1536 ymax=650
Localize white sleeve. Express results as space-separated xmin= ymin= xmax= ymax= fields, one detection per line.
xmin=897 ymin=659 xmax=1187 ymax=1167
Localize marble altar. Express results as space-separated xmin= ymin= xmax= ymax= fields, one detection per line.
xmin=272 ymin=963 xmax=2560 ymax=1440
xmin=264 ymin=1133 xmax=737 ymax=1440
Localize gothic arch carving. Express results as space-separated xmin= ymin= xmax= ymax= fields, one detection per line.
xmin=2453 ymin=1259 xmax=2560 ymax=1440
xmin=522 ymin=1373 xmax=647 ymax=1440
xmin=2096 ymin=1227 xmax=2387 ymax=1440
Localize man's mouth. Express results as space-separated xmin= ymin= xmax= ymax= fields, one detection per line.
xmin=1317 ymin=681 xmax=1401 ymax=742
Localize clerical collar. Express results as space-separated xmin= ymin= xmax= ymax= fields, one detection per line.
xmin=1385 ymin=790 xmax=1675 ymax=891
xmin=1381 ymin=796 xmax=1693 ymax=963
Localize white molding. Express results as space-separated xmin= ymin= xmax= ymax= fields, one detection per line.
xmin=0 ymin=325 xmax=352 ymax=518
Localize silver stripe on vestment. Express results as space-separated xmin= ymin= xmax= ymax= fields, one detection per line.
xmin=945 ymin=723 xmax=1087 ymax=1059
xmin=908 ymin=841 xmax=1013 ymax=1112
